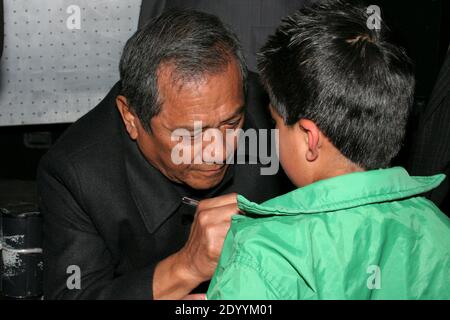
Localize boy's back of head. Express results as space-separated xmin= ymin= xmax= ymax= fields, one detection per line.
xmin=258 ymin=0 xmax=415 ymax=179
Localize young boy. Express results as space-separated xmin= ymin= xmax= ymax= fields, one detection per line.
xmin=207 ymin=1 xmax=450 ymax=299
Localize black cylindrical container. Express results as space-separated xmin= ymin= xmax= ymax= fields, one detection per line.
xmin=1 ymin=204 xmax=43 ymax=299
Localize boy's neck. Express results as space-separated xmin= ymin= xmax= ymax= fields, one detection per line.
xmin=314 ymin=159 xmax=365 ymax=184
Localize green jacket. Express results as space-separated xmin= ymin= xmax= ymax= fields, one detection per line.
xmin=207 ymin=167 xmax=450 ymax=300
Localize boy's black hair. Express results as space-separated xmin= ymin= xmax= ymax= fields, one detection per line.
xmin=258 ymin=0 xmax=415 ymax=170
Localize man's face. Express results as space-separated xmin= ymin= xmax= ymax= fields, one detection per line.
xmin=125 ymin=61 xmax=245 ymax=190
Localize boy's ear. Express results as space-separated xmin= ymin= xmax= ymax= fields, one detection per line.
xmin=298 ymin=119 xmax=321 ymax=162
xmin=116 ymin=95 xmax=138 ymax=140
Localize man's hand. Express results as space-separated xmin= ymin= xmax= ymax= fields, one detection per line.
xmin=179 ymin=193 xmax=240 ymax=282
xmin=153 ymin=193 xmax=241 ymax=300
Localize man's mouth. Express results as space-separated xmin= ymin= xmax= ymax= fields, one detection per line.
xmin=196 ymin=165 xmax=226 ymax=175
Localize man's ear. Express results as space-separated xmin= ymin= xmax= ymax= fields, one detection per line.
xmin=116 ymin=95 xmax=138 ymax=140
xmin=298 ymin=119 xmax=321 ymax=162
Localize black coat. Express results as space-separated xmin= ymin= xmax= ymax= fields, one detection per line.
xmin=408 ymin=50 xmax=450 ymax=215
xmin=37 ymin=75 xmax=290 ymax=299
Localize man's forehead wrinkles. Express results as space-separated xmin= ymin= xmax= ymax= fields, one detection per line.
xmin=158 ymin=62 xmax=211 ymax=96
xmin=152 ymin=58 xmax=244 ymax=134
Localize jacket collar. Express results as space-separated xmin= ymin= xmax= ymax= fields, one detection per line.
xmin=123 ymin=132 xmax=182 ymax=234
xmin=237 ymin=167 xmax=446 ymax=216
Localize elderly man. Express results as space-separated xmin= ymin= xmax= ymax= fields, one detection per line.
xmin=37 ymin=9 xmax=287 ymax=299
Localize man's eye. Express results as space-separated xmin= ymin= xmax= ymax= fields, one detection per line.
xmin=226 ymin=119 xmax=241 ymax=127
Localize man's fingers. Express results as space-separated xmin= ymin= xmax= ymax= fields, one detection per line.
xmin=197 ymin=203 xmax=242 ymax=227
xmin=218 ymin=203 xmax=244 ymax=220
xmin=197 ymin=193 xmax=238 ymax=211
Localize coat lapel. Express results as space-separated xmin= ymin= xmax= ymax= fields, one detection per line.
xmin=123 ymin=133 xmax=182 ymax=234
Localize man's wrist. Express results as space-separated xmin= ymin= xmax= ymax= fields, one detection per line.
xmin=173 ymin=248 xmax=206 ymax=287
xmin=152 ymin=249 xmax=203 ymax=299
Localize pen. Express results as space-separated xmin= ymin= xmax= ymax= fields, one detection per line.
xmin=181 ymin=196 xmax=199 ymax=207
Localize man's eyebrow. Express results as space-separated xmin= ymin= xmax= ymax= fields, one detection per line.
xmin=173 ymin=105 xmax=246 ymax=132
xmin=219 ymin=105 xmax=245 ymax=125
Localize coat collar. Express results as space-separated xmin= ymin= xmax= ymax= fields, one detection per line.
xmin=123 ymin=132 xmax=182 ymax=234
xmin=237 ymin=167 xmax=446 ymax=216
